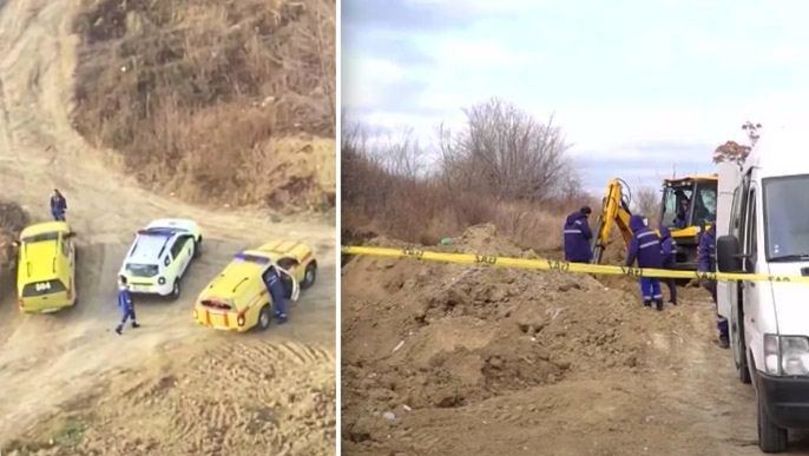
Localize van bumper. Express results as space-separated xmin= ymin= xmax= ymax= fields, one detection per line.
xmin=755 ymin=370 xmax=809 ymax=428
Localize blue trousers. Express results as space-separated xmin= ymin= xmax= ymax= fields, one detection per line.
xmin=269 ymin=282 xmax=287 ymax=318
xmin=118 ymin=307 xmax=136 ymax=327
xmin=52 ymin=210 xmax=65 ymax=221
xmin=639 ymin=277 xmax=662 ymax=302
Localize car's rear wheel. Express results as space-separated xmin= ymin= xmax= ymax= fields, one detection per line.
xmin=258 ymin=305 xmax=272 ymax=331
xmin=194 ymin=236 xmax=202 ymax=259
xmin=170 ymin=279 xmax=181 ymax=300
xmin=301 ymin=262 xmax=317 ymax=289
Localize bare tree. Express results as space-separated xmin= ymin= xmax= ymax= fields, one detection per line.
xmin=439 ymin=98 xmax=576 ymax=201
xmin=633 ymin=186 xmax=660 ymax=220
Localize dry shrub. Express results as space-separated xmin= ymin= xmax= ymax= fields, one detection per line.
xmin=0 ymin=201 xmax=29 ymax=269
xmin=72 ymin=0 xmax=335 ymax=211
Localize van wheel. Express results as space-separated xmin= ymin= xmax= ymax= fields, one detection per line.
xmin=170 ymin=280 xmax=181 ymax=300
xmin=258 ymin=305 xmax=272 ymax=331
xmin=301 ymin=262 xmax=317 ymax=289
xmin=758 ymin=389 xmax=788 ymax=453
xmin=732 ymin=303 xmax=751 ymax=384
xmin=194 ymin=236 xmax=202 ymax=259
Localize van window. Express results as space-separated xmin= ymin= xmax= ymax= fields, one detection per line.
xmin=730 ymin=186 xmax=742 ymax=235
xmin=763 ymin=175 xmax=809 ymax=260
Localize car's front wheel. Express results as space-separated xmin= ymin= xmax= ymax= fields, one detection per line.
xmin=258 ymin=305 xmax=272 ymax=331
xmin=758 ymin=389 xmax=788 ymax=453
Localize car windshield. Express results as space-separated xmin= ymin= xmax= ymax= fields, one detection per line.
xmin=22 ymin=232 xmax=59 ymax=243
xmin=126 ymin=263 xmax=159 ymax=277
xmin=763 ymin=175 xmax=809 ymax=260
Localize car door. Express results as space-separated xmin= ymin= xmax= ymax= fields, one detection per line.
xmin=742 ymin=182 xmax=759 ymax=352
xmin=719 ymin=185 xmax=743 ymax=320
xmin=166 ymin=236 xmax=187 ymax=278
xmin=175 ymin=235 xmax=194 ymax=276
xmin=274 ymin=265 xmax=300 ymax=302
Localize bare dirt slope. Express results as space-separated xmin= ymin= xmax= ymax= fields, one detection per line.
xmin=0 ymin=0 xmax=334 ymax=454
xmin=342 ymin=224 xmax=809 ymax=455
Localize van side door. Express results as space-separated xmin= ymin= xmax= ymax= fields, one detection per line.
xmin=741 ymin=181 xmax=760 ymax=351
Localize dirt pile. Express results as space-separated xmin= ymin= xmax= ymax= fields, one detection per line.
xmin=342 ymin=224 xmax=660 ymax=451
xmin=71 ymin=0 xmax=335 ymax=212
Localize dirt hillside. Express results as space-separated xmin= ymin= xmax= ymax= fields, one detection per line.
xmin=342 ymin=224 xmax=809 ymax=455
xmin=0 ymin=0 xmax=335 ymax=454
xmin=70 ymin=0 xmax=336 ymax=212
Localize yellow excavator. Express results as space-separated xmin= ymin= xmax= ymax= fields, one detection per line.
xmin=590 ymin=175 xmax=718 ymax=270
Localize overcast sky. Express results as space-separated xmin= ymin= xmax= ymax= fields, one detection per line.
xmin=342 ymin=0 xmax=809 ymax=193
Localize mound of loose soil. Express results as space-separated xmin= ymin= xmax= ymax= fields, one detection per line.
xmin=341 ymin=225 xmax=661 ymax=449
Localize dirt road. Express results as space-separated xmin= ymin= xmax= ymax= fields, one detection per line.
xmin=0 ymin=0 xmax=335 ymax=454
xmin=341 ymin=225 xmax=809 ymax=455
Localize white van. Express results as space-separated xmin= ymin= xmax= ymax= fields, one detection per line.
xmin=716 ymin=133 xmax=809 ymax=453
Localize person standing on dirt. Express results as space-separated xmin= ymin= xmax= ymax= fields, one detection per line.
xmin=115 ymin=275 xmax=140 ymax=335
xmin=50 ymin=189 xmax=67 ymax=221
xmin=659 ymin=225 xmax=678 ymax=305
xmin=263 ymin=266 xmax=288 ymax=324
xmin=698 ymin=221 xmax=728 ymax=348
xmin=625 ymin=215 xmax=665 ymax=310
xmin=563 ymin=206 xmax=593 ymax=263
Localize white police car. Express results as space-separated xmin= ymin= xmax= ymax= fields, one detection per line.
xmin=118 ymin=219 xmax=203 ymax=299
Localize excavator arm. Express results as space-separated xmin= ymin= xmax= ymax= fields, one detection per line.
xmin=590 ymin=178 xmax=634 ymax=264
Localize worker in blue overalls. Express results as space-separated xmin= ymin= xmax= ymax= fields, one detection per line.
xmin=50 ymin=189 xmax=67 ymax=221
xmin=115 ymin=276 xmax=140 ymax=335
xmin=263 ymin=266 xmax=288 ymax=323
xmin=626 ymin=215 xmax=665 ymax=311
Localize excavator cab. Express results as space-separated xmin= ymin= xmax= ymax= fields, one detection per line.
xmin=658 ymin=175 xmax=718 ymax=269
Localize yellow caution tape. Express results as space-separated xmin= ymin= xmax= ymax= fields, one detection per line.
xmin=342 ymin=245 xmax=808 ymax=284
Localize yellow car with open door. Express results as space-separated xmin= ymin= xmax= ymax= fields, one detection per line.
xmin=193 ymin=241 xmax=317 ymax=332
xmin=15 ymin=221 xmax=77 ymax=313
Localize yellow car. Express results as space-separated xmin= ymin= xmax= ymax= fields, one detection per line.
xmin=193 ymin=241 xmax=317 ymax=332
xmin=15 ymin=221 xmax=77 ymax=313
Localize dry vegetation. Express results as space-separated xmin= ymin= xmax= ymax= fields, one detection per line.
xmin=72 ymin=0 xmax=335 ymax=212
xmin=342 ymin=98 xmax=592 ymax=251
xmin=0 ymin=201 xmax=28 ymax=269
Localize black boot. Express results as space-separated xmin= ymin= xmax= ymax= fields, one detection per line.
xmin=132 ymin=321 xmax=140 ymax=329
xmin=643 ymin=300 xmax=652 ymax=308
xmin=718 ymin=334 xmax=730 ymax=349
xmin=115 ymin=325 xmax=122 ymax=335
xmin=655 ymin=299 xmax=664 ymax=311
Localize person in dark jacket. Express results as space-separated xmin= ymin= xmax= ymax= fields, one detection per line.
xmin=50 ymin=189 xmax=67 ymax=221
xmin=263 ymin=266 xmax=288 ymax=323
xmin=563 ymin=206 xmax=593 ymax=263
xmin=673 ymin=195 xmax=690 ymax=229
xmin=115 ymin=276 xmax=139 ymax=335
xmin=626 ymin=215 xmax=665 ymax=310
xmin=659 ymin=226 xmax=678 ymax=305
xmin=698 ymin=222 xmax=728 ymax=348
